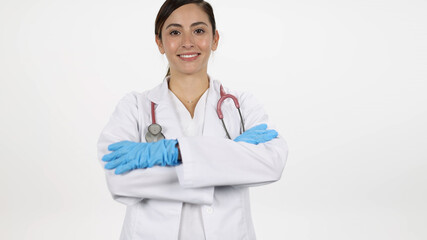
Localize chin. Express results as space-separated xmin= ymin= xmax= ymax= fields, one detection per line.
xmin=176 ymin=67 xmax=205 ymax=76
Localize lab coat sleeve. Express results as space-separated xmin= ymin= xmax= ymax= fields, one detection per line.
xmin=97 ymin=93 xmax=214 ymax=206
xmin=176 ymin=92 xmax=288 ymax=188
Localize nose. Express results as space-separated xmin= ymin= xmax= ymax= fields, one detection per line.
xmin=181 ymin=32 xmax=194 ymax=48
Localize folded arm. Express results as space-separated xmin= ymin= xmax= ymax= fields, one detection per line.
xmin=175 ymin=91 xmax=288 ymax=188
xmin=97 ymin=93 xmax=214 ymax=205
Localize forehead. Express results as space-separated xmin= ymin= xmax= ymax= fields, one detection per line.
xmin=164 ymin=3 xmax=211 ymax=27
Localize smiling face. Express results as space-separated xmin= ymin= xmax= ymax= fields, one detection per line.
xmin=155 ymin=3 xmax=219 ymax=77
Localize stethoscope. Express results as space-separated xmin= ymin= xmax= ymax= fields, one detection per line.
xmin=145 ymin=85 xmax=245 ymax=142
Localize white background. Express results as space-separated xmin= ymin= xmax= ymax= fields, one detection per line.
xmin=1 ymin=0 xmax=426 ymax=239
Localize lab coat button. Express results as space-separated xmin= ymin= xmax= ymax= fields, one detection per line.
xmin=205 ymin=207 xmax=213 ymax=214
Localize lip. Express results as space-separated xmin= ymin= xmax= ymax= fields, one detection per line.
xmin=177 ymin=52 xmax=200 ymax=61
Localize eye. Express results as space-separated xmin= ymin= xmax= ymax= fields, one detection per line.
xmin=169 ymin=30 xmax=180 ymax=36
xmin=194 ymin=28 xmax=205 ymax=34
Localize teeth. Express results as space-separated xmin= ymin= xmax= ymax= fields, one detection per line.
xmin=180 ymin=54 xmax=198 ymax=58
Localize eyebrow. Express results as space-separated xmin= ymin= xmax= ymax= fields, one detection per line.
xmin=165 ymin=21 xmax=208 ymax=29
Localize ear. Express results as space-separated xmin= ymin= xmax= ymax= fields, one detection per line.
xmin=211 ymin=30 xmax=219 ymax=51
xmin=155 ymin=35 xmax=165 ymax=54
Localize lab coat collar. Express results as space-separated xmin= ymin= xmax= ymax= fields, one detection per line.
xmin=147 ymin=77 xmax=170 ymax=104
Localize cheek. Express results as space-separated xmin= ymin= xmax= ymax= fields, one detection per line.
xmin=198 ymin=38 xmax=213 ymax=51
xmin=163 ymin=39 xmax=179 ymax=53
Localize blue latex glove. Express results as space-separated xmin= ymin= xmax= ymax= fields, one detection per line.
xmin=102 ymin=139 xmax=180 ymax=174
xmin=233 ymin=123 xmax=278 ymax=144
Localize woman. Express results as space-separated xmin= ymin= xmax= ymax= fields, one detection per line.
xmin=97 ymin=0 xmax=288 ymax=239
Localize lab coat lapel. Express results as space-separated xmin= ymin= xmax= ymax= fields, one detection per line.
xmin=147 ymin=78 xmax=183 ymax=139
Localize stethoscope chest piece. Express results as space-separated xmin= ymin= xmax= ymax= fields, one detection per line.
xmin=145 ymin=123 xmax=165 ymax=143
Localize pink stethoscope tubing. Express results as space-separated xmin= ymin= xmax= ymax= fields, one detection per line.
xmin=216 ymin=85 xmax=245 ymax=139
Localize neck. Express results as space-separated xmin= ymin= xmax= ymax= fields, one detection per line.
xmin=168 ymin=71 xmax=210 ymax=104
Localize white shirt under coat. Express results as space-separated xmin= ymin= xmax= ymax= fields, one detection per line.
xmin=168 ymin=88 xmax=209 ymax=239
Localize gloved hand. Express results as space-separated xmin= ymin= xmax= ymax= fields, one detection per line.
xmin=233 ymin=123 xmax=278 ymax=145
xmin=102 ymin=139 xmax=180 ymax=174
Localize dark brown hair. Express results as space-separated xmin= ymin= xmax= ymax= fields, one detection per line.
xmin=155 ymin=0 xmax=217 ymax=76
xmin=155 ymin=0 xmax=216 ymax=40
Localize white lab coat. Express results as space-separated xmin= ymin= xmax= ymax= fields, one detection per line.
xmin=97 ymin=78 xmax=288 ymax=240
